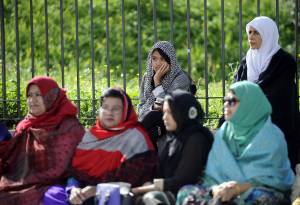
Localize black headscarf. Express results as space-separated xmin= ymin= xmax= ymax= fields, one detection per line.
xmin=164 ymin=89 xmax=205 ymax=136
xmin=162 ymin=90 xmax=212 ymax=156
xmin=158 ymin=90 xmax=213 ymax=182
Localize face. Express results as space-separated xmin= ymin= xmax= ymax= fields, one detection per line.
xmin=162 ymin=101 xmax=177 ymax=132
xmin=224 ymin=92 xmax=240 ymax=120
xmin=151 ymin=50 xmax=169 ymax=73
xmin=27 ymin=84 xmax=46 ymax=116
xmin=248 ymin=26 xmax=262 ymax=49
xmin=99 ymin=97 xmax=123 ymax=129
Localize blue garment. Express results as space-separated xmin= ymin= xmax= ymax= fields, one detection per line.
xmin=43 ymin=185 xmax=68 ymax=205
xmin=0 ymin=123 xmax=11 ymax=141
xmin=43 ymin=178 xmax=81 ymax=205
xmin=204 ymin=117 xmax=294 ymax=196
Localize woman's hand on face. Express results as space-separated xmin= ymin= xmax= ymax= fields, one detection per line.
xmin=69 ymin=187 xmax=86 ymax=205
xmin=153 ymin=62 xmax=170 ymax=87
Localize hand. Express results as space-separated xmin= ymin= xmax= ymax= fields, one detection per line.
xmin=153 ymin=62 xmax=170 ymax=87
xmin=131 ymin=184 xmax=156 ymax=195
xmin=293 ymin=197 xmax=300 ymax=205
xmin=153 ymin=101 xmax=163 ymax=111
xmin=212 ymin=182 xmax=238 ymax=202
xmin=81 ymin=186 xmax=96 ymax=199
xmin=69 ymin=187 xmax=86 ymax=205
xmin=142 ymin=181 xmax=153 ymax=186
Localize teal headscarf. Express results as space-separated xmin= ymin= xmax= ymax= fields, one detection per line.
xmin=224 ymin=81 xmax=272 ymax=156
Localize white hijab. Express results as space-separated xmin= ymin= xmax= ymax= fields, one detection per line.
xmin=246 ymin=16 xmax=281 ymax=82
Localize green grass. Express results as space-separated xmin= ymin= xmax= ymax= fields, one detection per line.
xmin=2 ymin=59 xmax=299 ymax=130
xmin=1 ymin=70 xmax=226 ymax=129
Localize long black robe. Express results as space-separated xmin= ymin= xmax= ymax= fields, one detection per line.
xmin=234 ymin=48 xmax=299 ymax=169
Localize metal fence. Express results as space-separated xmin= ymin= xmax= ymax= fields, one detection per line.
xmin=0 ymin=0 xmax=299 ymax=127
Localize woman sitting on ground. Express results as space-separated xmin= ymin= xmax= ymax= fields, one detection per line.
xmin=44 ymin=87 xmax=157 ymax=205
xmin=138 ymin=41 xmax=191 ymax=117
xmin=132 ymin=90 xmax=213 ymax=205
xmin=138 ymin=41 xmax=193 ymax=151
xmin=0 ymin=76 xmax=85 ymax=205
xmin=177 ymin=81 xmax=294 ymax=205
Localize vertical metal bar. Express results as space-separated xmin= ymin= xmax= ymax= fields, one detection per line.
xmin=0 ymin=0 xmax=6 ymax=119
xmin=60 ymin=0 xmax=65 ymax=87
xmin=239 ymin=0 xmax=243 ymax=61
xmin=257 ymin=0 xmax=260 ymax=16
xmin=203 ymin=0 xmax=209 ymax=117
xmin=186 ymin=0 xmax=191 ymax=75
xmin=121 ymin=0 xmax=126 ymax=90
xmin=169 ymin=0 xmax=174 ymax=44
xmin=44 ymin=0 xmax=49 ymax=76
xmin=137 ymin=0 xmax=142 ymax=86
xmin=153 ymin=0 xmax=157 ymax=43
xmin=75 ymin=0 xmax=80 ymax=118
xmin=105 ymin=0 xmax=110 ymax=88
xmin=29 ymin=0 xmax=35 ymax=77
xmin=295 ymin=0 xmax=299 ymax=112
xmin=90 ymin=0 xmax=95 ymax=115
xmin=15 ymin=0 xmax=20 ymax=119
xmin=275 ymin=0 xmax=279 ymax=27
xmin=221 ymin=0 xmax=225 ymax=97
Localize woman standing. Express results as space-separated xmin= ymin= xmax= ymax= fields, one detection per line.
xmin=0 ymin=76 xmax=85 ymax=205
xmin=234 ymin=16 xmax=299 ymax=168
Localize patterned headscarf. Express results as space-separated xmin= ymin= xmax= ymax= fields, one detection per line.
xmin=142 ymin=41 xmax=183 ymax=113
xmin=246 ymin=16 xmax=281 ymax=82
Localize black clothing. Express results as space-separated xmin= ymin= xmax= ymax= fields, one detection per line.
xmin=157 ymin=125 xmax=213 ymax=194
xmin=234 ymin=48 xmax=299 ymax=168
xmin=157 ymin=90 xmax=213 ymax=194
xmin=140 ymin=109 xmax=166 ymax=151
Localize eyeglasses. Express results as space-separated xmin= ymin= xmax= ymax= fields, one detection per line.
xmin=223 ymin=96 xmax=239 ymax=107
xmin=100 ymin=105 xmax=123 ymax=115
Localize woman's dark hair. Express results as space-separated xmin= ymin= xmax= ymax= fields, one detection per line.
xmin=100 ymin=88 xmax=132 ymax=120
xmin=152 ymin=48 xmax=171 ymax=65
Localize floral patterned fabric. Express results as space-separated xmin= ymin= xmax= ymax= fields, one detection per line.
xmin=176 ymin=185 xmax=284 ymax=205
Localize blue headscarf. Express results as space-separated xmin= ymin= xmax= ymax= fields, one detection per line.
xmin=224 ymin=81 xmax=271 ymax=156
xmin=204 ymin=81 xmax=294 ymax=195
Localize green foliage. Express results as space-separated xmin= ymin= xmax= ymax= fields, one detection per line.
xmin=0 ymin=0 xmax=298 ymax=128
